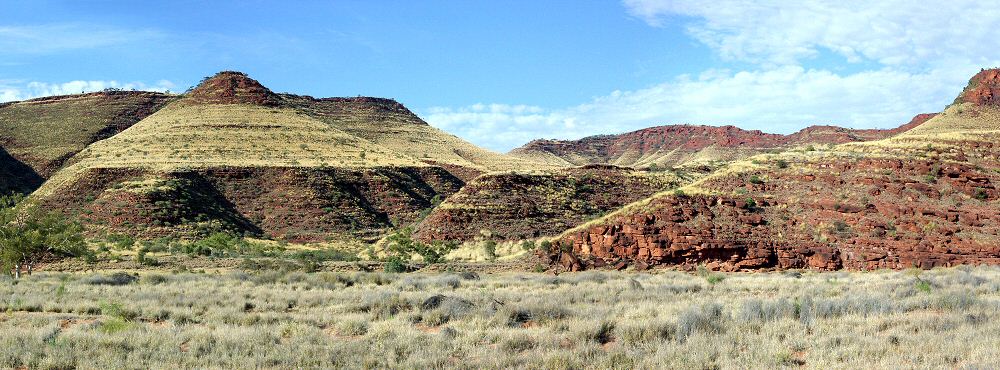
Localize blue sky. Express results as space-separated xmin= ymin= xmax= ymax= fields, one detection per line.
xmin=2 ymin=1 xmax=999 ymax=151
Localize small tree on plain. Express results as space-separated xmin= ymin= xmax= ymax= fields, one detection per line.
xmin=0 ymin=194 xmax=87 ymax=278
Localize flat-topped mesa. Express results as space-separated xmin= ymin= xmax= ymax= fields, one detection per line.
xmin=185 ymin=71 xmax=282 ymax=106
xmin=955 ymin=68 xmax=1000 ymax=106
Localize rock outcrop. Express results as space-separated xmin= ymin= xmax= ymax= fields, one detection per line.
xmin=185 ymin=71 xmax=282 ymax=106
xmin=554 ymin=154 xmax=1000 ymax=271
xmin=955 ymin=68 xmax=1000 ymax=106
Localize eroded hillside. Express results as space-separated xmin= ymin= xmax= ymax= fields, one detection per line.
xmin=30 ymin=71 xmax=515 ymax=242
xmin=0 ymin=91 xmax=174 ymax=193
xmin=511 ymin=115 xmax=935 ymax=169
xmin=414 ymin=165 xmax=702 ymax=243
xmin=549 ymin=69 xmax=1000 ymax=271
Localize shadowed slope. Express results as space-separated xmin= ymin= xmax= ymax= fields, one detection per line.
xmin=31 ymin=71 xmax=466 ymax=241
xmin=0 ymin=91 xmax=174 ymax=180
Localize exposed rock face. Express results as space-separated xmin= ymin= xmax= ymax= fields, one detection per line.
xmin=555 ymin=158 xmax=1000 ymax=271
xmin=414 ymin=165 xmax=682 ymax=242
xmin=512 ymin=115 xmax=934 ymax=168
xmin=787 ymin=113 xmax=937 ymax=144
xmin=186 ymin=71 xmax=282 ymax=106
xmin=955 ymin=68 xmax=1000 ymax=105
xmin=40 ymin=166 xmax=463 ymax=242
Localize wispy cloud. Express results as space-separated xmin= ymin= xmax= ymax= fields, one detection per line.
xmin=425 ymin=66 xmax=973 ymax=151
xmin=0 ymin=23 xmax=163 ymax=55
xmin=622 ymin=0 xmax=1000 ymax=67
xmin=427 ymin=0 xmax=1000 ymax=151
xmin=0 ymin=80 xmax=176 ymax=103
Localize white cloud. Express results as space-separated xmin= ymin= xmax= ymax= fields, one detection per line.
xmin=0 ymin=80 xmax=176 ymax=103
xmin=426 ymin=65 xmax=978 ymax=152
xmin=0 ymin=23 xmax=163 ymax=55
xmin=622 ymin=0 xmax=1000 ymax=67
xmin=425 ymin=1 xmax=1000 ymax=152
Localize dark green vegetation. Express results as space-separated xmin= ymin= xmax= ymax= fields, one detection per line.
xmin=0 ymin=194 xmax=88 ymax=278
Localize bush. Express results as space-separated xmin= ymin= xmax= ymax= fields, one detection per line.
xmin=1 ymin=193 xmax=89 ymax=278
xmin=538 ymin=241 xmax=553 ymax=254
xmin=181 ymin=232 xmax=280 ymax=257
xmin=737 ymin=298 xmax=796 ymax=325
xmin=142 ymin=274 xmax=169 ymax=285
xmin=85 ymin=272 xmax=138 ymax=286
xmin=135 ymin=248 xmax=159 ymax=266
xmin=697 ymin=265 xmax=725 ymax=285
xmin=520 ymin=240 xmax=536 ymax=251
xmin=385 ymin=228 xmax=456 ymax=264
xmin=749 ymin=175 xmax=764 ymax=185
xmin=676 ymin=303 xmax=724 ymax=342
xmin=384 ymin=256 xmax=408 ymax=273
xmin=483 ymin=239 xmax=497 ymax=261
xmin=974 ymin=188 xmax=988 ymax=200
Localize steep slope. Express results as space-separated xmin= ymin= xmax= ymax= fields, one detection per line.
xmin=548 ymin=70 xmax=1000 ymax=271
xmin=413 ymin=165 xmax=698 ymax=243
xmin=511 ymin=115 xmax=934 ymax=169
xmin=286 ymin=95 xmax=552 ymax=181
xmin=32 ymin=71 xmax=464 ymax=242
xmin=0 ymin=91 xmax=174 ymax=193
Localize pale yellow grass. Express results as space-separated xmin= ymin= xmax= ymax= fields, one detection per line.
xmin=31 ymin=103 xmax=427 ymax=198
xmin=307 ymin=102 xmax=556 ymax=172
xmin=3 ymin=267 xmax=1000 ymax=368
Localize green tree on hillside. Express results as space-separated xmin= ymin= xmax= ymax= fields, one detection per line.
xmin=0 ymin=194 xmax=87 ymax=278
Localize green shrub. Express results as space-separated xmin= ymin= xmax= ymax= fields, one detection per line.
xmin=974 ymin=188 xmax=988 ymax=200
xmin=749 ymin=175 xmax=764 ymax=185
xmin=385 ymin=228 xmax=456 ymax=264
xmin=483 ymin=239 xmax=497 ymax=261
xmin=1 ymin=193 xmax=89 ymax=278
xmin=521 ymin=240 xmax=536 ymax=251
xmin=915 ymin=279 xmax=932 ymax=293
xmin=384 ymin=256 xmax=408 ymax=273
xmin=539 ymin=241 xmax=553 ymax=253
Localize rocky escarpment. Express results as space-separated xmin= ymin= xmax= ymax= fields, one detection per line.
xmin=955 ymin=68 xmax=1000 ymax=105
xmin=787 ymin=113 xmax=937 ymax=144
xmin=414 ymin=165 xmax=685 ymax=243
xmin=512 ymin=115 xmax=934 ymax=168
xmin=40 ymin=166 xmax=463 ymax=242
xmin=550 ymin=156 xmax=999 ymax=272
xmin=185 ymin=71 xmax=282 ymax=106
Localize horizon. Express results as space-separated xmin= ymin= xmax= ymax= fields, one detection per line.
xmin=3 ymin=1 xmax=999 ymax=151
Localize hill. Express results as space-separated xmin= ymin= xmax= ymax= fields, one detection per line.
xmin=0 ymin=91 xmax=174 ymax=193
xmin=286 ymin=95 xmax=552 ymax=181
xmin=547 ymin=69 xmax=1000 ymax=271
xmin=510 ymin=115 xmax=935 ymax=169
xmin=29 ymin=71 xmax=489 ymax=242
xmin=413 ymin=165 xmax=698 ymax=243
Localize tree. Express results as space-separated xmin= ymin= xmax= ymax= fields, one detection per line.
xmin=0 ymin=194 xmax=87 ymax=278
